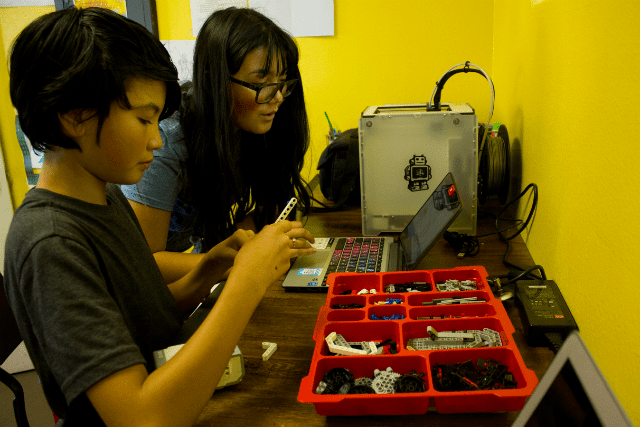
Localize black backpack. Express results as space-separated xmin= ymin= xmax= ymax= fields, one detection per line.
xmin=314 ymin=128 xmax=361 ymax=211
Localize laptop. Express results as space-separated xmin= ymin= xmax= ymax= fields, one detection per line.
xmin=282 ymin=172 xmax=462 ymax=292
xmin=512 ymin=331 xmax=633 ymax=426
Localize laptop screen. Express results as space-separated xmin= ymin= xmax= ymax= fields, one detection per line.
xmin=512 ymin=331 xmax=633 ymax=427
xmin=398 ymin=172 xmax=462 ymax=270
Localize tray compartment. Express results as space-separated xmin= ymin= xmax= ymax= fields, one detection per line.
xmin=402 ymin=318 xmax=509 ymax=351
xmin=318 ymin=321 xmax=401 ymax=357
xmin=369 ymin=293 xmax=405 ymax=306
xmin=326 ymin=309 xmax=366 ymax=322
xmin=432 ymin=268 xmax=486 ymax=290
xmin=300 ymin=355 xmax=431 ymax=416
xmin=367 ymin=304 xmax=407 ymax=321
xmin=428 ymin=347 xmax=537 ymax=413
xmin=406 ymin=290 xmax=491 ymax=306
xmin=380 ymin=271 xmax=432 ymax=293
xmin=330 ymin=273 xmax=381 ymax=296
xmin=409 ymin=303 xmax=497 ymax=320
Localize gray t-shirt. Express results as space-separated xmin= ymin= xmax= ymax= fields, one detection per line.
xmin=3 ymin=184 xmax=182 ymax=425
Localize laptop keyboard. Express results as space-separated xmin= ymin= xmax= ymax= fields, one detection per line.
xmin=322 ymin=237 xmax=385 ymax=286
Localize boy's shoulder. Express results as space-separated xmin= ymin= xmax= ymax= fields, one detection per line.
xmin=7 ymin=184 xmax=132 ymax=252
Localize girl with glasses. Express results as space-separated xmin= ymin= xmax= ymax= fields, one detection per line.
xmin=121 ymin=7 xmax=312 ymax=283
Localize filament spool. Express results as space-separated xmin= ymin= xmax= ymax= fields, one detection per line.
xmin=478 ymin=123 xmax=511 ymax=206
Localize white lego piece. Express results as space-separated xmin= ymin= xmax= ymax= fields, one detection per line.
xmin=325 ymin=333 xmax=367 ymax=356
xmin=333 ymin=334 xmax=351 ymax=348
xmin=262 ymin=342 xmax=277 ymax=361
xmin=357 ymin=289 xmax=369 ymax=295
xmin=329 ymin=344 xmax=367 ymax=356
xmin=369 ymin=289 xmax=377 ymax=294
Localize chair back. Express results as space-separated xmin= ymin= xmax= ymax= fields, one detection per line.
xmin=1 ymin=272 xmax=31 ymax=427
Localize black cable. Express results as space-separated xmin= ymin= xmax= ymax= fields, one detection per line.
xmin=494 ymin=183 xmax=543 ymax=280
xmin=303 ymin=177 xmax=344 ymax=213
xmin=431 ymin=67 xmax=491 ymax=111
xmin=497 ymin=183 xmax=538 ymax=241
xmin=501 ymin=264 xmax=546 ymax=285
xmin=544 ymin=332 xmax=564 ymax=354
xmin=443 ymin=231 xmax=480 ymax=258
xmin=475 ymin=214 xmax=523 ymax=238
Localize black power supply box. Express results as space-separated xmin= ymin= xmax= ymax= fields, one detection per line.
xmin=515 ymin=280 xmax=578 ymax=348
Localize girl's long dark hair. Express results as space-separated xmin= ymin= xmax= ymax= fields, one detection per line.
xmin=180 ymin=7 xmax=310 ymax=250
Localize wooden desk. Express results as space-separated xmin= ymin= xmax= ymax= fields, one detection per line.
xmin=195 ymin=206 xmax=553 ymax=426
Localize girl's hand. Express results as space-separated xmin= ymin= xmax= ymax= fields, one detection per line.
xmin=231 ymin=221 xmax=315 ymax=289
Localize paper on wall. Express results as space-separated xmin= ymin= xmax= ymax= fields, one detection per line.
xmin=250 ymin=0 xmax=334 ymax=37
xmin=190 ymin=0 xmax=247 ymax=37
xmin=162 ymin=40 xmax=196 ymax=82
xmin=189 ymin=0 xmax=333 ymax=38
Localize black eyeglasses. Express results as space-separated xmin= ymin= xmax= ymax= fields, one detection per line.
xmin=229 ymin=77 xmax=298 ymax=104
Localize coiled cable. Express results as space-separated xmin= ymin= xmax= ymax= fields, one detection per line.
xmin=479 ymin=124 xmax=511 ymax=205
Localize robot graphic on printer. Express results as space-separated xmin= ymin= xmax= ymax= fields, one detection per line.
xmin=404 ymin=155 xmax=432 ymax=191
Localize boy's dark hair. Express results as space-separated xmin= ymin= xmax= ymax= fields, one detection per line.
xmin=9 ymin=7 xmax=180 ymax=153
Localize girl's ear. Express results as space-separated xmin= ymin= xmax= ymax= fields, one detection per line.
xmin=58 ymin=110 xmax=90 ymax=138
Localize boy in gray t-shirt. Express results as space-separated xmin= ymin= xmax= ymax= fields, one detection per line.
xmin=4 ymin=7 xmax=315 ymax=427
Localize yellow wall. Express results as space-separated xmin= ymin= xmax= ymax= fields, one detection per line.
xmin=155 ymin=0 xmax=495 ymax=181
xmin=0 ymin=6 xmax=53 ymax=208
xmin=1 ymin=1 xmax=638 ymax=424
xmin=492 ymin=0 xmax=640 ymax=423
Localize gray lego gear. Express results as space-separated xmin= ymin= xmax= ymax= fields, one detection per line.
xmin=372 ymin=367 xmax=401 ymax=394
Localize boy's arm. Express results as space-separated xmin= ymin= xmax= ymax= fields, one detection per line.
xmin=128 ymin=200 xmax=204 ymax=284
xmin=87 ymin=268 xmax=262 ymax=427
xmin=129 ymin=200 xmax=310 ymax=316
xmin=166 ymin=221 xmax=315 ymax=317
xmin=86 ymin=221 xmax=315 ymax=427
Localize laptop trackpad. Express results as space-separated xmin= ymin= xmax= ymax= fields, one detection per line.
xmin=291 ymin=250 xmax=331 ymax=269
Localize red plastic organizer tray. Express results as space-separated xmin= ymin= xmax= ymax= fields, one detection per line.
xmin=297 ymin=266 xmax=538 ymax=416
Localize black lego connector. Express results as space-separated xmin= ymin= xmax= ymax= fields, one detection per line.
xmin=515 ymin=280 xmax=578 ymax=352
xmin=443 ymin=231 xmax=479 ymax=258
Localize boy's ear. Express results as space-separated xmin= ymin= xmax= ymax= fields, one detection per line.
xmin=58 ymin=110 xmax=90 ymax=138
